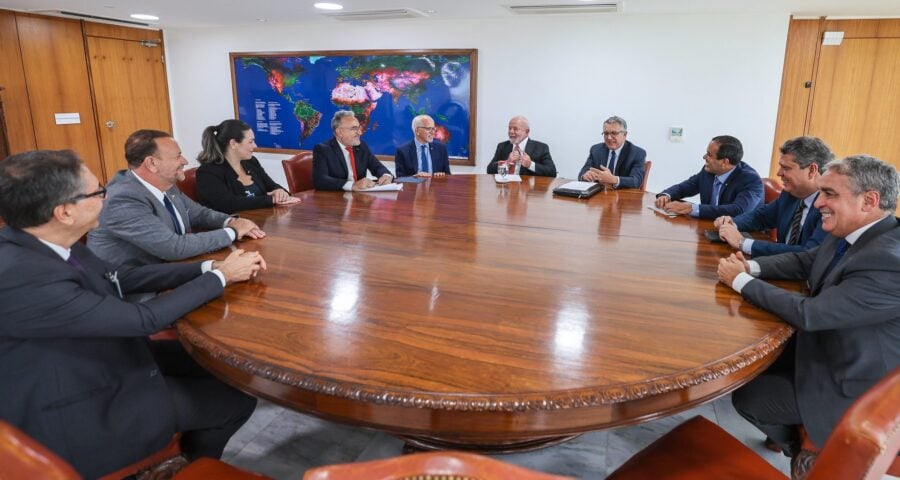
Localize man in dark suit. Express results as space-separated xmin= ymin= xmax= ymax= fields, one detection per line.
xmin=313 ymin=110 xmax=393 ymax=191
xmin=715 ymin=136 xmax=833 ymax=257
xmin=578 ymin=116 xmax=647 ymax=189
xmin=88 ymin=129 xmax=265 ymax=269
xmin=0 ymin=150 xmax=266 ymax=478
xmin=394 ymin=114 xmax=451 ymax=178
xmin=486 ymin=116 xmax=556 ymax=177
xmin=656 ymin=135 xmax=763 ymax=219
xmin=717 ymin=155 xmax=900 ymax=474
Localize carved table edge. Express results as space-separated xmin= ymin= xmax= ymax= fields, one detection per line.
xmin=177 ymin=322 xmax=794 ymax=412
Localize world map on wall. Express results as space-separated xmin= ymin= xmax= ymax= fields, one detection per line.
xmin=231 ymin=52 xmax=474 ymax=161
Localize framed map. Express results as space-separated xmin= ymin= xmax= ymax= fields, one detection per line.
xmin=230 ymin=49 xmax=477 ymax=165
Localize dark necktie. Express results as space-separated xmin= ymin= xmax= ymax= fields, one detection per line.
xmin=786 ymin=201 xmax=807 ymax=245
xmin=711 ymin=178 xmax=723 ymax=206
xmin=66 ymin=252 xmax=83 ymax=269
xmin=608 ymin=150 xmax=617 ymax=174
xmin=822 ymin=239 xmax=850 ymax=279
xmin=163 ymin=195 xmax=183 ymax=235
xmin=420 ymin=144 xmax=428 ymax=173
xmin=345 ymin=146 xmax=358 ymax=181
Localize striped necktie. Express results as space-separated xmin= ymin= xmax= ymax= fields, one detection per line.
xmin=786 ymin=201 xmax=807 ymax=245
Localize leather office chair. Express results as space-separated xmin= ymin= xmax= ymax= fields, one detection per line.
xmin=282 ymin=152 xmax=314 ymax=193
xmin=640 ymin=160 xmax=652 ymax=191
xmin=0 ymin=422 xmax=268 ymax=480
xmin=302 ymin=451 xmax=574 ymax=480
xmin=606 ymin=367 xmax=900 ymax=480
xmin=176 ymin=167 xmax=199 ymax=202
xmin=762 ymin=177 xmax=783 ymax=241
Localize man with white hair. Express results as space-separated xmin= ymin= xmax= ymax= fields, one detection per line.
xmin=394 ymin=114 xmax=451 ymax=178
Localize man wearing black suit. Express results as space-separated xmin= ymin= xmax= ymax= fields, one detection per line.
xmin=656 ymin=135 xmax=763 ymax=219
xmin=394 ymin=114 xmax=451 ymax=178
xmin=313 ymin=110 xmax=393 ymax=191
xmin=486 ymin=116 xmax=557 ymax=177
xmin=579 ymin=116 xmax=647 ymax=189
xmin=715 ymin=136 xmax=832 ymax=257
xmin=0 ymin=150 xmax=265 ymax=477
xmin=717 ymin=155 xmax=900 ymax=474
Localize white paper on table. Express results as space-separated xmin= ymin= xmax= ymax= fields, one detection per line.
xmin=361 ymin=183 xmax=403 ymax=192
xmin=556 ymin=181 xmax=597 ymax=192
xmin=494 ymin=174 xmax=522 ymax=183
xmin=646 ymin=205 xmax=679 ymax=217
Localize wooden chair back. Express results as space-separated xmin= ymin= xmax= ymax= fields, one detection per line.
xmin=177 ymin=167 xmax=199 ymax=202
xmin=640 ymin=160 xmax=652 ymax=191
xmin=282 ymin=152 xmax=314 ymax=193
xmin=303 ymin=451 xmax=574 ymax=480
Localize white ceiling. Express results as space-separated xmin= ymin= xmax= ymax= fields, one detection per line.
xmin=1 ymin=0 xmax=898 ymax=29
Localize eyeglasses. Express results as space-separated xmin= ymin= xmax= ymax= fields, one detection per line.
xmin=340 ymin=126 xmax=361 ymax=132
xmin=67 ymin=186 xmax=107 ymax=203
xmin=416 ymin=127 xmax=436 ymax=132
xmin=602 ymin=131 xmax=625 ymax=137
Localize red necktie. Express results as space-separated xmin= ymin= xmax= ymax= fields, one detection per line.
xmin=345 ymin=146 xmax=358 ymax=181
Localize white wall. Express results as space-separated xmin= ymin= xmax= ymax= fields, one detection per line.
xmin=164 ymin=13 xmax=789 ymax=193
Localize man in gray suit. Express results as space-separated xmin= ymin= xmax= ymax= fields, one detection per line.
xmin=717 ymin=155 xmax=900 ymax=474
xmin=89 ymin=129 xmax=265 ymax=268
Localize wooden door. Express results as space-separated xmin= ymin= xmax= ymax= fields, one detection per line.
xmin=14 ymin=14 xmax=103 ymax=175
xmin=0 ymin=10 xmax=37 ymax=155
xmin=86 ymin=31 xmax=171 ymax=176
xmin=808 ymin=37 xmax=900 ymax=164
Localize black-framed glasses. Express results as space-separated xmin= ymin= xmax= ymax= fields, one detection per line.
xmin=67 ymin=187 xmax=107 ymax=203
xmin=602 ymin=131 xmax=625 ymax=137
xmin=416 ymin=126 xmax=436 ymax=132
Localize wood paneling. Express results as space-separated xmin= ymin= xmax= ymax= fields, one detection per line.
xmin=809 ymin=37 xmax=900 ymax=165
xmin=87 ymin=34 xmax=172 ymax=176
xmin=769 ymin=18 xmax=821 ymax=177
xmin=0 ymin=10 xmax=36 ymax=154
xmin=15 ymin=14 xmax=102 ymax=176
xmin=83 ymin=21 xmax=162 ymax=42
xmin=823 ymin=18 xmax=900 ymax=39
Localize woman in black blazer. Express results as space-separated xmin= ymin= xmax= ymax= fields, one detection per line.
xmin=196 ymin=119 xmax=299 ymax=213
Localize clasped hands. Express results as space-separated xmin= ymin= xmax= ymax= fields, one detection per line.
xmin=508 ymin=149 xmax=533 ymax=170
xmin=582 ymin=166 xmax=618 ymax=185
xmin=212 ymin=248 xmax=267 ymax=284
xmin=717 ymin=251 xmax=751 ymax=287
xmin=713 ymin=215 xmax=745 ymax=249
xmin=352 ymin=174 xmax=393 ymax=191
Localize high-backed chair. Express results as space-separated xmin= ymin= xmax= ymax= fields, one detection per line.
xmin=302 ymin=451 xmax=574 ymax=480
xmin=763 ymin=177 xmax=783 ymax=204
xmin=762 ymin=177 xmax=784 ymax=241
xmin=177 ymin=167 xmax=199 ymax=202
xmin=640 ymin=160 xmax=653 ymax=191
xmin=606 ymin=368 xmax=900 ymax=480
xmin=282 ymin=152 xmax=314 ymax=193
xmin=0 ymin=421 xmax=268 ymax=480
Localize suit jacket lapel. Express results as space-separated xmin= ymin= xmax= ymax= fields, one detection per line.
xmin=166 ymin=189 xmax=192 ymax=234
xmin=810 ymin=216 xmax=897 ymax=293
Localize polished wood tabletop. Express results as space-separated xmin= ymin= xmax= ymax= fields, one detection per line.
xmin=177 ymin=174 xmax=795 ymax=452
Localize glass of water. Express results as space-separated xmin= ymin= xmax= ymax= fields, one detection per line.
xmin=498 ymin=161 xmax=508 ymax=178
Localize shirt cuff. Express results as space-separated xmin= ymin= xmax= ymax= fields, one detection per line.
xmin=742 ymin=238 xmax=754 ymax=255
xmin=224 ymin=226 xmax=236 ymax=241
xmin=748 ymin=260 xmax=761 ymax=277
xmin=690 ymin=204 xmax=699 ymax=217
xmin=201 ymin=260 xmax=214 ymax=273
xmin=342 ymin=181 xmax=354 ymax=192
xmin=222 ymin=215 xmax=237 ymax=228
xmin=731 ymin=272 xmax=755 ymax=293
xmin=612 ymin=177 xmax=620 ymax=188
xmin=209 ymin=269 xmax=227 ymax=287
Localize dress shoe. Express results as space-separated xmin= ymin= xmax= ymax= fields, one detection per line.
xmin=136 ymin=454 xmax=189 ymax=480
xmin=790 ymin=449 xmax=817 ymax=480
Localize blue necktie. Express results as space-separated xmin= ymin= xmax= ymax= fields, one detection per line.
xmin=711 ymin=178 xmax=723 ymax=206
xmin=420 ymin=144 xmax=428 ymax=173
xmin=823 ymin=239 xmax=850 ymax=278
xmin=163 ymin=195 xmax=183 ymax=235
xmin=608 ymin=151 xmax=617 ymax=174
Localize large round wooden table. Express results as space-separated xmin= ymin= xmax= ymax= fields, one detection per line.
xmin=177 ymin=174 xmax=794 ymax=452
